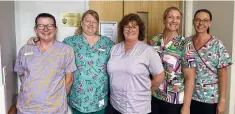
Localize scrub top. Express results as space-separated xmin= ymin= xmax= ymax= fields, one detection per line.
xmin=14 ymin=41 xmax=77 ymax=114
xmin=187 ymin=36 xmax=232 ymax=103
xmin=63 ymin=35 xmax=114 ymax=113
xmin=108 ymin=41 xmax=163 ymax=114
xmin=150 ymin=33 xmax=196 ymax=104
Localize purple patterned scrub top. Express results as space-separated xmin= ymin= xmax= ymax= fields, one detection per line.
xmin=14 ymin=41 xmax=77 ymax=114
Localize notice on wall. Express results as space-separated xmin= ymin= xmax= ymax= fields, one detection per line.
xmin=61 ymin=13 xmax=80 ymax=27
xmin=99 ymin=21 xmax=118 ymax=43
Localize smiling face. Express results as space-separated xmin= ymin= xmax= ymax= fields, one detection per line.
xmin=34 ymin=17 xmax=57 ymax=42
xmin=163 ymin=9 xmax=181 ymax=32
xmin=123 ymin=21 xmax=139 ymax=42
xmin=193 ymin=11 xmax=211 ymax=33
xmin=81 ymin=14 xmax=98 ymax=36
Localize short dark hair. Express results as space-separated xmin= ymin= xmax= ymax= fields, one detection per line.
xmin=194 ymin=9 xmax=212 ymax=33
xmin=119 ymin=13 xmax=145 ymax=41
xmin=35 ymin=13 xmax=57 ymax=27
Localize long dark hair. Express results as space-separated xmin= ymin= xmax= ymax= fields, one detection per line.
xmin=194 ymin=9 xmax=212 ymax=33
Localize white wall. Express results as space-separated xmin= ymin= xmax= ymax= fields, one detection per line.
xmin=0 ymin=1 xmax=17 ymax=112
xmin=14 ymin=1 xmax=88 ymax=113
xmin=185 ymin=1 xmax=235 ymax=114
xmin=15 ymin=1 xmax=89 ymax=52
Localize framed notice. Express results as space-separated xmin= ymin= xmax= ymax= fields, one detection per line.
xmin=99 ymin=21 xmax=118 ymax=43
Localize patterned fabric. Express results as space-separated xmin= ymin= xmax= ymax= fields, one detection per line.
xmin=150 ymin=33 xmax=196 ymax=104
xmin=187 ymin=36 xmax=232 ymax=103
xmin=107 ymin=41 xmax=164 ymax=114
xmin=63 ymin=35 xmax=114 ymax=113
xmin=14 ymin=41 xmax=77 ymax=114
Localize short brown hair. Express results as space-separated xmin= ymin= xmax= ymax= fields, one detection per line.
xmin=75 ymin=10 xmax=99 ymax=35
xmin=119 ymin=13 xmax=145 ymax=41
xmin=163 ymin=6 xmax=182 ymax=20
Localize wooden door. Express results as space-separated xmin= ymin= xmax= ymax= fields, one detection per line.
xmin=124 ymin=1 xmax=181 ymax=42
xmin=89 ymin=1 xmax=182 ymax=43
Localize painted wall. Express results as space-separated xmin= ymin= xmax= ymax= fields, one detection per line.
xmin=15 ymin=1 xmax=88 ymax=52
xmin=0 ymin=1 xmax=17 ymax=112
xmin=14 ymin=1 xmax=88 ymax=113
xmin=185 ymin=1 xmax=235 ymax=114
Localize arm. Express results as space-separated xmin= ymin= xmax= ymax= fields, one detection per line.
xmin=181 ymin=67 xmax=195 ymax=113
xmin=151 ymin=71 xmax=164 ymax=91
xmin=65 ymin=72 xmax=74 ymax=94
xmin=216 ymin=67 xmax=227 ymax=114
xmin=218 ymin=67 xmax=227 ymax=103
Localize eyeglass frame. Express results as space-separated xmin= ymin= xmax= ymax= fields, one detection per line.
xmin=83 ymin=20 xmax=98 ymax=25
xmin=35 ymin=24 xmax=56 ymax=30
xmin=123 ymin=25 xmax=139 ymax=32
xmin=194 ymin=18 xmax=211 ymax=24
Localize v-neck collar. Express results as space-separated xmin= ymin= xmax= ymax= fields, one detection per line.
xmin=160 ymin=36 xmax=177 ymax=49
xmin=81 ymin=35 xmax=101 ymax=48
xmin=122 ymin=41 xmax=139 ymax=55
xmin=192 ymin=35 xmax=213 ymax=51
xmin=36 ymin=40 xmax=58 ymax=55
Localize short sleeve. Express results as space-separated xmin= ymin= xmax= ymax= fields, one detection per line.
xmin=14 ymin=47 xmax=24 ymax=76
xmin=62 ymin=37 xmax=69 ymax=44
xmin=216 ymin=40 xmax=232 ymax=68
xmin=181 ymin=40 xmax=196 ymax=68
xmin=148 ymin=47 xmax=164 ymax=75
xmin=65 ymin=46 xmax=77 ymax=73
xmin=149 ymin=35 xmax=161 ymax=46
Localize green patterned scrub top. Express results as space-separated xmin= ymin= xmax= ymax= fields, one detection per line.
xmin=150 ymin=33 xmax=196 ymax=104
xmin=187 ymin=36 xmax=232 ymax=103
xmin=63 ymin=35 xmax=114 ymax=113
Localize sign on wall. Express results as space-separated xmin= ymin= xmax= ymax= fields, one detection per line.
xmin=99 ymin=21 xmax=118 ymax=43
xmin=60 ymin=13 xmax=81 ymax=27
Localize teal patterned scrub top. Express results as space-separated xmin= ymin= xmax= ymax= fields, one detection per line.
xmin=150 ymin=33 xmax=196 ymax=104
xmin=63 ymin=35 xmax=114 ymax=113
xmin=187 ymin=36 xmax=232 ymax=103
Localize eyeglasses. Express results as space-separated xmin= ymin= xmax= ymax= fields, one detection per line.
xmin=83 ymin=20 xmax=98 ymax=25
xmin=124 ymin=26 xmax=139 ymax=31
xmin=194 ymin=19 xmax=211 ymax=24
xmin=36 ymin=24 xmax=55 ymax=30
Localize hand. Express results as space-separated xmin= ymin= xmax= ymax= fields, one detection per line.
xmin=27 ymin=37 xmax=39 ymax=45
xmin=217 ymin=101 xmax=225 ymax=114
xmin=151 ymin=81 xmax=160 ymax=92
xmin=181 ymin=106 xmax=190 ymax=114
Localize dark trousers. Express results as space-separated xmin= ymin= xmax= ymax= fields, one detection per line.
xmin=111 ymin=105 xmax=151 ymax=114
xmin=112 ymin=106 xmax=122 ymax=114
xmin=191 ymin=100 xmax=217 ymax=114
xmin=151 ymin=96 xmax=183 ymax=114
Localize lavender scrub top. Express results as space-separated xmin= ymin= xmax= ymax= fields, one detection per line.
xmin=107 ymin=41 xmax=164 ymax=114
xmin=14 ymin=41 xmax=77 ymax=114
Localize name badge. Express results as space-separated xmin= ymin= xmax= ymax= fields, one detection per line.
xmin=99 ymin=99 xmax=104 ymax=107
xmin=24 ymin=52 xmax=34 ymax=56
xmin=98 ymin=49 xmax=106 ymax=52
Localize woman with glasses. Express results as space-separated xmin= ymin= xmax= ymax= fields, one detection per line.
xmin=149 ymin=7 xmax=196 ymax=114
xmin=187 ymin=9 xmax=232 ymax=114
xmin=107 ymin=13 xmax=164 ymax=114
xmin=27 ymin=10 xmax=114 ymax=114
